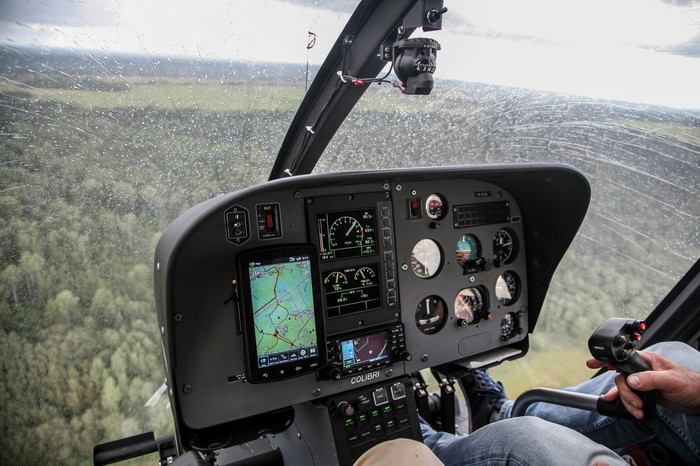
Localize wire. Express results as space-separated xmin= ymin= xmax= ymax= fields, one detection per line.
xmin=285 ymin=28 xmax=403 ymax=176
xmin=305 ymin=31 xmax=317 ymax=94
xmin=293 ymin=420 xmax=317 ymax=466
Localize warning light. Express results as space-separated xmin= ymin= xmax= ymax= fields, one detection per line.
xmin=408 ymin=197 xmax=422 ymax=220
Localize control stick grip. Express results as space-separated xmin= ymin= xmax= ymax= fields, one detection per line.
xmin=588 ymin=318 xmax=655 ymax=421
xmin=614 ymin=350 xmax=651 ymax=376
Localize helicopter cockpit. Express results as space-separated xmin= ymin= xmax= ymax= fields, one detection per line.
xmin=2 ymin=0 xmax=699 ymax=465
xmin=140 ymin=3 xmax=597 ymax=463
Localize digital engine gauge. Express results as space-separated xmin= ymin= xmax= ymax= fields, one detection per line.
xmin=322 ymin=264 xmax=382 ymax=317
xmin=329 ymin=216 xmax=364 ymax=249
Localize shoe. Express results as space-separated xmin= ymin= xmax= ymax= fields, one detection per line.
xmin=460 ymin=369 xmax=508 ymax=432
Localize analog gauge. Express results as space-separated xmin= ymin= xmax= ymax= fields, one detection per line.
xmin=500 ymin=312 xmax=521 ymax=341
xmin=353 ymin=266 xmax=376 ymax=284
xmin=323 ymin=271 xmax=349 ymax=291
xmin=415 ymin=295 xmax=447 ymax=334
xmin=493 ymin=228 xmax=518 ymax=267
xmin=410 ymin=239 xmax=442 ymax=279
xmin=425 ymin=193 xmax=447 ymax=220
xmin=454 ymin=287 xmax=485 ymax=325
xmin=456 ymin=234 xmax=480 ymax=266
xmin=495 ymin=271 xmax=520 ymax=305
xmin=329 ymin=216 xmax=364 ymax=249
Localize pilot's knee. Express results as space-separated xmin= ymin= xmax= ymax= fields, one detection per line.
xmin=644 ymin=341 xmax=700 ymax=371
xmin=353 ymin=438 xmax=445 ymax=466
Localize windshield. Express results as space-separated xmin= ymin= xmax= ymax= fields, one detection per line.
xmin=0 ymin=1 xmax=356 ymax=464
xmin=318 ymin=1 xmax=700 ymax=390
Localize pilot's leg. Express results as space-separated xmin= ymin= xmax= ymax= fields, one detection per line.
xmin=353 ymin=438 xmax=445 ymax=466
xmin=421 ymin=416 xmax=628 ymax=466
xmin=498 ymin=341 xmax=700 ymax=465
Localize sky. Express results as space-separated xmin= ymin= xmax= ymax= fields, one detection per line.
xmin=1 ymin=0 xmax=699 ymax=108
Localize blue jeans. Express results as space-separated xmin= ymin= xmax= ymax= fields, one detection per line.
xmin=421 ymin=416 xmax=628 ymax=465
xmin=499 ymin=342 xmax=700 ymax=465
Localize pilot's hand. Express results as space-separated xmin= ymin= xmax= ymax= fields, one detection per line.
xmin=586 ymin=351 xmax=700 ymax=420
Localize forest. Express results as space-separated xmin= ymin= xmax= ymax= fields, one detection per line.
xmin=1 ymin=47 xmax=699 ymax=464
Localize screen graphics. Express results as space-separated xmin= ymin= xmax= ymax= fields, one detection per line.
xmin=238 ymin=245 xmax=327 ymax=383
xmin=341 ymin=331 xmax=389 ymax=369
xmin=248 ymin=255 xmax=319 ymax=368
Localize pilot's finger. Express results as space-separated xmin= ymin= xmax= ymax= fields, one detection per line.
xmin=600 ymin=385 xmax=619 ymax=402
xmin=586 ymin=358 xmax=608 ymax=369
xmin=613 ymin=373 xmax=644 ymax=419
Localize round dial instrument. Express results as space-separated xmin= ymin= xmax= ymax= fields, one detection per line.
xmin=425 ymin=193 xmax=447 ymax=220
xmin=493 ymin=228 xmax=517 ymax=266
xmin=495 ymin=271 xmax=520 ymax=305
xmin=410 ymin=239 xmax=442 ymax=279
xmin=454 ymin=287 xmax=485 ymax=325
xmin=415 ymin=295 xmax=447 ymax=334
xmin=456 ymin=234 xmax=480 ymax=266
xmin=329 ymin=216 xmax=364 ymax=249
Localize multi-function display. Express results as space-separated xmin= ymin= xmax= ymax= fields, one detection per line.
xmin=237 ymin=245 xmax=327 ymax=383
xmin=341 ymin=330 xmax=390 ymax=369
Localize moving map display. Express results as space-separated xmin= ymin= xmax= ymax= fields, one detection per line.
xmin=249 ymin=256 xmax=319 ymax=368
xmin=342 ymin=330 xmax=389 ymax=369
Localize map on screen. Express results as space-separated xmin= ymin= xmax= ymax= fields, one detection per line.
xmin=342 ymin=331 xmax=389 ymax=369
xmin=248 ymin=256 xmax=318 ymax=368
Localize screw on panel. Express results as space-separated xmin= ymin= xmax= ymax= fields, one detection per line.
xmin=312 ymin=388 xmax=322 ymax=397
xmin=382 ymin=182 xmax=390 ymax=191
xmin=395 ymin=184 xmax=402 ymax=191
xmin=411 ymin=189 xmax=417 ymax=196
xmin=183 ymin=385 xmax=192 ymax=394
xmin=174 ymin=314 xmax=183 ymax=322
xmin=294 ymin=191 xmax=302 ymax=199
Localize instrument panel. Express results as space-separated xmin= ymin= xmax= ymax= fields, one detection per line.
xmin=154 ymin=165 xmax=590 ymax=453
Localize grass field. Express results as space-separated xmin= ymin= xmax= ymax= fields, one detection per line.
xmin=1 ymin=75 xmax=465 ymax=114
xmin=490 ymin=335 xmax=594 ymax=398
xmin=1 ymin=78 xmax=304 ymax=111
xmin=421 ymin=334 xmax=594 ymax=404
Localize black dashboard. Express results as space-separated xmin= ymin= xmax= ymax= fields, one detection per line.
xmin=154 ymin=164 xmax=589 ymax=464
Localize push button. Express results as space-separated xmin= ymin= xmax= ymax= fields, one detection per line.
xmin=373 ymin=388 xmax=389 ymax=406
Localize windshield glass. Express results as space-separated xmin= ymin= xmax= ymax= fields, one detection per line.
xmin=318 ymin=1 xmax=700 ymax=391
xmin=0 ymin=1 xmax=355 ymax=463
